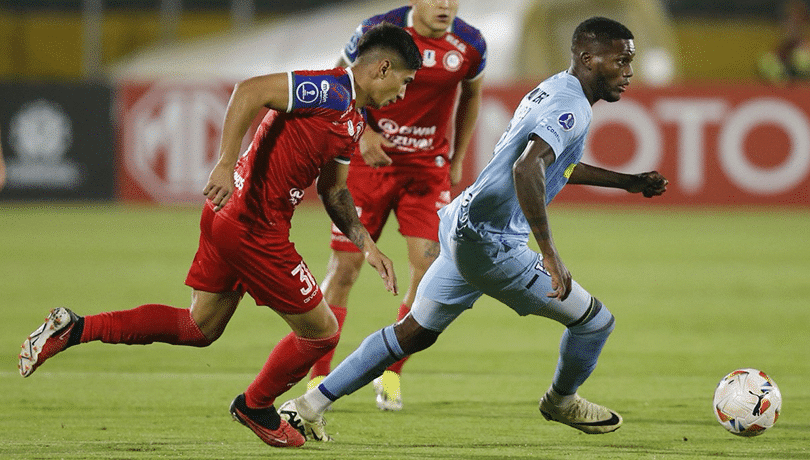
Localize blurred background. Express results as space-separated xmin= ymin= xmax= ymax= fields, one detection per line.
xmin=1 ymin=0 xmax=809 ymax=205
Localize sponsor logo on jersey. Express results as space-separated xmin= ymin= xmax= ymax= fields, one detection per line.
xmin=435 ymin=189 xmax=451 ymax=209
xmin=545 ymin=124 xmax=560 ymax=142
xmin=296 ymin=81 xmax=319 ymax=104
xmin=443 ymin=50 xmax=463 ymax=72
xmin=378 ymin=118 xmax=400 ymax=134
xmin=346 ymin=120 xmax=363 ymax=142
xmin=445 ymin=34 xmax=467 ymax=53
xmin=377 ymin=118 xmax=436 ymax=136
xmin=320 ymin=80 xmax=330 ymax=103
xmin=377 ymin=118 xmax=437 ymax=151
xmin=423 ymin=49 xmax=436 ymax=67
xmin=558 ymin=112 xmax=575 ymax=131
xmin=289 ymin=187 xmax=305 ymax=206
xmin=233 ymin=170 xmax=245 ymax=190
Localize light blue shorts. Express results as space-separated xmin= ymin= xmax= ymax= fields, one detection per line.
xmin=411 ymin=227 xmax=593 ymax=333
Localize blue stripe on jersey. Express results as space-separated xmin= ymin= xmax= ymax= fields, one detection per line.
xmin=289 ymin=72 xmax=352 ymax=113
xmin=344 ymin=7 xmax=409 ymax=63
xmin=451 ymin=17 xmax=487 ymax=77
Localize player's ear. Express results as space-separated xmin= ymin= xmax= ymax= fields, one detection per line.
xmin=378 ymin=59 xmax=391 ymax=79
xmin=579 ymin=51 xmax=594 ymax=71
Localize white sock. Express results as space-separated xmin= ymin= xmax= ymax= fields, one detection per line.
xmin=546 ymin=387 xmax=577 ymax=407
xmin=302 ymin=388 xmax=333 ymax=417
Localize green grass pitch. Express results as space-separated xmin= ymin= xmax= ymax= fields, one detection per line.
xmin=1 ymin=202 xmax=808 ymax=459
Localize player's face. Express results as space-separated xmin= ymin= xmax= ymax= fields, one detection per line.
xmin=592 ymin=39 xmax=635 ymax=102
xmin=369 ymin=66 xmax=416 ymax=109
xmin=411 ymin=0 xmax=459 ymax=37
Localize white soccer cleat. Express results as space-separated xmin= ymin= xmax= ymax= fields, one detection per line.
xmin=19 ymin=308 xmax=81 ymax=377
xmin=539 ymin=389 xmax=622 ymax=434
xmin=278 ymin=397 xmax=332 ymax=442
xmin=373 ymin=370 xmax=403 ymax=411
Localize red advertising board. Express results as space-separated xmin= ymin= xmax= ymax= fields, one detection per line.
xmin=117 ymin=80 xmax=810 ymax=206
xmin=117 ymin=80 xmax=257 ymax=204
xmin=473 ymin=82 xmax=810 ymax=206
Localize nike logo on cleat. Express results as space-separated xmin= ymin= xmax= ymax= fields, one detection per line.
xmin=572 ymin=412 xmax=622 ymax=427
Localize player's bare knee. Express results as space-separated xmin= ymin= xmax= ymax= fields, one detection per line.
xmin=393 ymin=315 xmax=439 ymax=355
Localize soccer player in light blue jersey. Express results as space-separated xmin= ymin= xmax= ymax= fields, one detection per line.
xmin=279 ymin=17 xmax=668 ymax=440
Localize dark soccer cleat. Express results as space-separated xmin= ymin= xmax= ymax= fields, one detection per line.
xmin=229 ymin=394 xmax=305 ymax=448
xmin=19 ymin=308 xmax=82 ymax=377
xmin=539 ymin=390 xmax=623 ymax=434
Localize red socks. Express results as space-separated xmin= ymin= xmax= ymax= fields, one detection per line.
xmin=245 ymin=331 xmax=340 ymax=408
xmin=80 ymin=304 xmax=210 ymax=347
xmin=308 ymin=305 xmax=347 ymax=379
xmin=386 ymin=303 xmax=411 ymax=374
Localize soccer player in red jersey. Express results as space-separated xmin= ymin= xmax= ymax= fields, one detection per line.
xmin=310 ymin=0 xmax=486 ymax=411
xmin=18 ymin=23 xmax=421 ymax=448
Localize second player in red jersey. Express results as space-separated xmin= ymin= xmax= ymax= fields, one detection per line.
xmin=312 ymin=0 xmax=486 ymax=411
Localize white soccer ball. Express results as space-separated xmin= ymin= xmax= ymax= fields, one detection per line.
xmin=713 ymin=368 xmax=782 ymax=437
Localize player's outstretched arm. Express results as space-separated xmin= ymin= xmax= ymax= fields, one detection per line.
xmin=514 ymin=134 xmax=571 ymax=301
xmin=317 ymin=160 xmax=398 ymax=295
xmin=204 ymin=73 xmax=290 ymax=211
xmin=567 ymin=162 xmax=668 ymax=198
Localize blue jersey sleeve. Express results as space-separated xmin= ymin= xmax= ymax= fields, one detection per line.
xmin=288 ymin=71 xmax=352 ymax=113
xmin=342 ymin=24 xmax=365 ymax=64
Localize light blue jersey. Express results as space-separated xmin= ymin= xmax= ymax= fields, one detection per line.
xmin=316 ymin=71 xmax=618 ymax=407
xmin=441 ymin=71 xmax=592 ymax=244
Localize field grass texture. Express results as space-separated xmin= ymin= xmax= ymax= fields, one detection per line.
xmin=1 ymin=203 xmax=808 ymax=459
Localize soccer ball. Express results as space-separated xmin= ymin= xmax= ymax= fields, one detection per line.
xmin=713 ymin=368 xmax=782 ymax=437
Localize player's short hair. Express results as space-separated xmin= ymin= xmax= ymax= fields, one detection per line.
xmin=356 ymin=22 xmax=422 ymax=71
xmin=571 ymin=17 xmax=634 ymax=51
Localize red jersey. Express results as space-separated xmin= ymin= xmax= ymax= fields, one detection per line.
xmin=218 ymin=68 xmax=365 ymax=232
xmin=342 ymin=6 xmax=486 ymax=166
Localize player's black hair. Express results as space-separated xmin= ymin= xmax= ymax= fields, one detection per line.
xmin=356 ymin=22 xmax=422 ymax=70
xmin=572 ymin=17 xmax=634 ymax=50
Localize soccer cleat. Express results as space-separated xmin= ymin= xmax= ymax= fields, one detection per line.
xmin=539 ymin=390 xmax=623 ymax=434
xmin=372 ymin=370 xmax=403 ymax=411
xmin=279 ymin=397 xmax=332 ymax=442
xmin=19 ymin=307 xmax=81 ymax=377
xmin=229 ymin=394 xmax=305 ymax=447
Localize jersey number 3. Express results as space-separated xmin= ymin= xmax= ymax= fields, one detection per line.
xmin=292 ymin=261 xmax=317 ymax=296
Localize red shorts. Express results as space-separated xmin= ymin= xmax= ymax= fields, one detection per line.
xmin=330 ymin=158 xmax=451 ymax=252
xmin=186 ymin=204 xmax=323 ymax=314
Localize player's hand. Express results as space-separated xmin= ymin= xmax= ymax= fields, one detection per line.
xmin=628 ymin=171 xmax=668 ymax=198
xmin=542 ymin=252 xmax=572 ymax=301
xmin=364 ymin=246 xmax=398 ymax=295
xmin=359 ymin=130 xmax=394 ymax=168
xmin=203 ymin=162 xmax=235 ymax=211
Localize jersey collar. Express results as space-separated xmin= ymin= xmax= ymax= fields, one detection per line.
xmin=345 ymin=67 xmax=357 ymax=103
